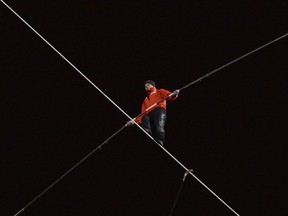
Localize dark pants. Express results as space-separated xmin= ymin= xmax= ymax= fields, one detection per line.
xmin=141 ymin=108 xmax=167 ymax=145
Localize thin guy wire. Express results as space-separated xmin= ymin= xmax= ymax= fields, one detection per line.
xmin=169 ymin=170 xmax=191 ymax=216
xmin=169 ymin=180 xmax=185 ymax=216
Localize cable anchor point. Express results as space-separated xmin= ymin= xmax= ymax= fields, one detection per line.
xmin=183 ymin=169 xmax=193 ymax=181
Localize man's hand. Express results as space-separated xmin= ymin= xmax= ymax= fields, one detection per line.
xmin=171 ymin=89 xmax=180 ymax=97
xmin=126 ymin=119 xmax=136 ymax=126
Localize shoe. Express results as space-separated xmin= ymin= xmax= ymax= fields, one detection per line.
xmin=155 ymin=139 xmax=164 ymax=146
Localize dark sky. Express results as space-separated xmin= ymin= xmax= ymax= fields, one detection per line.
xmin=1 ymin=1 xmax=287 ymax=216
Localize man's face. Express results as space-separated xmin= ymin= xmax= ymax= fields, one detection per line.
xmin=145 ymin=83 xmax=153 ymax=91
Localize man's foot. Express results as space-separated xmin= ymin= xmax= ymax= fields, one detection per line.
xmin=156 ymin=140 xmax=164 ymax=146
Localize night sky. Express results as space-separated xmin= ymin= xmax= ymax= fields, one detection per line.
xmin=1 ymin=1 xmax=288 ymax=216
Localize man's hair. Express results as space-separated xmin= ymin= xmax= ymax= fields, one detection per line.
xmin=144 ymin=80 xmax=156 ymax=87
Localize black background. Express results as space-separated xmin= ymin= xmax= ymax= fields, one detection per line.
xmin=1 ymin=1 xmax=287 ymax=215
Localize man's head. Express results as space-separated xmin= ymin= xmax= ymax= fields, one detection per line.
xmin=144 ymin=80 xmax=156 ymax=91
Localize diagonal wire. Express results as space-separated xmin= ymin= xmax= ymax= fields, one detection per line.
xmin=0 ymin=0 xmax=132 ymax=122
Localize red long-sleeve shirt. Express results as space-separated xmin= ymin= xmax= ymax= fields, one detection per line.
xmin=135 ymin=87 xmax=177 ymax=124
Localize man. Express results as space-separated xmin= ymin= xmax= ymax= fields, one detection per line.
xmin=127 ymin=80 xmax=179 ymax=146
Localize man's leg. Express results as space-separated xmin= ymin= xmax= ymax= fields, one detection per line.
xmin=140 ymin=115 xmax=152 ymax=135
xmin=153 ymin=108 xmax=167 ymax=145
